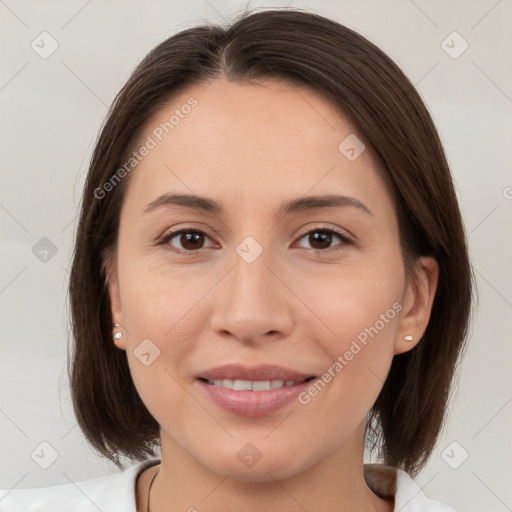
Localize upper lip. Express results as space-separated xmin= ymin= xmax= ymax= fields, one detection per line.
xmin=197 ymin=364 xmax=314 ymax=382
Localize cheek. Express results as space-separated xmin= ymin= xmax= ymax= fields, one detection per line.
xmin=117 ymin=261 xmax=201 ymax=425
xmin=119 ymin=252 xmax=209 ymax=338
xmin=116 ymin=255 xmax=225 ymax=419
xmin=115 ymin=256 xmax=201 ymax=394
xmin=295 ymin=261 xmax=403 ymax=412
xmin=303 ymin=256 xmax=404 ymax=346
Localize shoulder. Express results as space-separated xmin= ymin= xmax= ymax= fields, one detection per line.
xmin=364 ymin=464 xmax=457 ymax=512
xmin=394 ymin=468 xmax=457 ymax=511
xmin=0 ymin=459 xmax=159 ymax=512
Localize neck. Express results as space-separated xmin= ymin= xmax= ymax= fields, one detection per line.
xmin=147 ymin=422 xmax=392 ymax=512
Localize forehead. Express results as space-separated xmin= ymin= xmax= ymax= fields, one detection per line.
xmin=123 ymin=78 xmax=393 ymax=219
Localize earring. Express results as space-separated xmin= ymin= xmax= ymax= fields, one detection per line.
xmin=113 ymin=323 xmax=123 ymax=341
xmin=403 ymin=335 xmax=413 ymax=341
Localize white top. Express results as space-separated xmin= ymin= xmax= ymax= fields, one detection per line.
xmin=0 ymin=459 xmax=455 ymax=511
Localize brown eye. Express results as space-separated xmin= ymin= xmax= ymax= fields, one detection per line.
xmin=296 ymin=228 xmax=352 ymax=252
xmin=161 ymin=229 xmax=213 ymax=253
xmin=307 ymin=231 xmax=335 ymax=250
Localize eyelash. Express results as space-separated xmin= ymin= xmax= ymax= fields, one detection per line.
xmin=157 ymin=225 xmax=353 ymax=256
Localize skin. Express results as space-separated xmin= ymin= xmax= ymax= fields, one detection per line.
xmin=105 ymin=77 xmax=439 ymax=512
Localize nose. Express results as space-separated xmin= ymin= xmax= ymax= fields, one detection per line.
xmin=209 ymin=241 xmax=294 ymax=345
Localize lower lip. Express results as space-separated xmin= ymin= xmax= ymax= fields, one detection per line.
xmin=197 ymin=379 xmax=312 ymax=417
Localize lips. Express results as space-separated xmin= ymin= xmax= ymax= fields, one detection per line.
xmin=197 ymin=363 xmax=314 ymax=383
xmin=196 ymin=364 xmax=316 ymax=417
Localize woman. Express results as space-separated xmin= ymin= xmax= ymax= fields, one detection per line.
xmin=0 ymin=8 xmax=472 ymax=512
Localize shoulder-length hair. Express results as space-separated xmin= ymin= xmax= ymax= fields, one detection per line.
xmin=68 ymin=8 xmax=473 ymax=476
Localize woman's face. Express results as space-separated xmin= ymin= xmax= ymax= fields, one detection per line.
xmin=107 ymin=78 xmax=437 ymax=481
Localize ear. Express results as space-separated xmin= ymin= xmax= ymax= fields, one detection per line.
xmin=394 ymin=256 xmax=439 ymax=355
xmin=103 ymin=249 xmax=127 ymax=351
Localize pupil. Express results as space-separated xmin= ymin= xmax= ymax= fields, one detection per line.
xmin=310 ymin=231 xmax=331 ymax=249
xmin=182 ymin=232 xmax=203 ymax=250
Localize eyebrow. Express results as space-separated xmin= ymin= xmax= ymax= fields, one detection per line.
xmin=142 ymin=192 xmax=372 ymax=217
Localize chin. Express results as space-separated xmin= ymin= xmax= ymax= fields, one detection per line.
xmin=214 ymin=458 xmax=303 ymax=484
xmin=195 ymin=441 xmax=313 ymax=483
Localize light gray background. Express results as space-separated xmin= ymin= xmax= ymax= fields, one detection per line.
xmin=1 ymin=1 xmax=511 ymax=510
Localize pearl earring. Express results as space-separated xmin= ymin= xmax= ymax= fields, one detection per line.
xmin=403 ymin=335 xmax=413 ymax=341
xmin=113 ymin=323 xmax=123 ymax=340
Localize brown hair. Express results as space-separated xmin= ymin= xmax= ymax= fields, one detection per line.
xmin=67 ymin=8 xmax=473 ymax=475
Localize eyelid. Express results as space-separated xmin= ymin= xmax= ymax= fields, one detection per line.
xmin=156 ymin=222 xmax=217 ymax=243
xmin=294 ymin=224 xmax=353 ymax=244
xmin=157 ymin=225 xmax=217 ymax=252
xmin=158 ymin=223 xmax=354 ymax=254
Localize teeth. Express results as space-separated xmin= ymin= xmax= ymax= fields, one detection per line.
xmin=208 ymin=379 xmax=300 ymax=390
xmin=252 ymin=380 xmax=271 ymax=391
xmin=234 ymin=379 xmax=252 ymax=391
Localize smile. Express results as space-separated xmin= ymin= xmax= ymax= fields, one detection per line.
xmin=203 ymin=378 xmax=313 ymax=390
xmin=195 ymin=364 xmax=316 ymax=417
